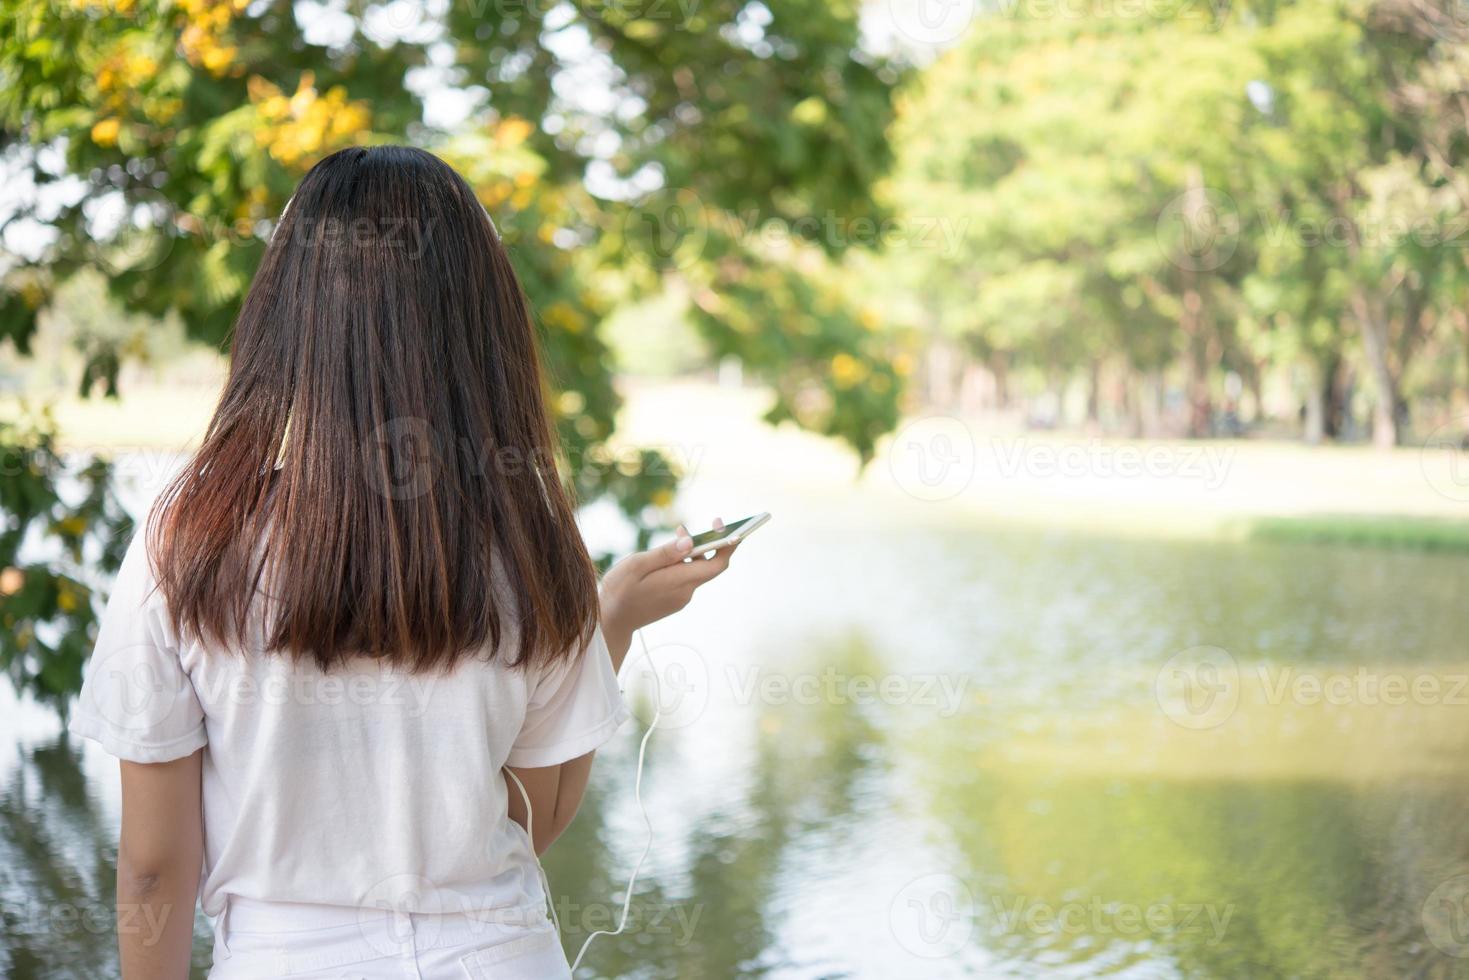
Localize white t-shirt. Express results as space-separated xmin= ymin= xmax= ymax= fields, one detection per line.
xmin=68 ymin=530 xmax=628 ymax=919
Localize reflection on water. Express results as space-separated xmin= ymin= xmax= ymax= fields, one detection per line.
xmin=0 ymin=735 xmax=213 ymax=978
xmin=3 ymin=513 xmax=1469 ymax=978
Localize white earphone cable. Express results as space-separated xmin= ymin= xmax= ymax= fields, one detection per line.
xmin=506 ymin=628 xmax=662 ymax=974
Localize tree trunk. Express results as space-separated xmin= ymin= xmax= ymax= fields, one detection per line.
xmin=989 ymin=351 xmax=1011 ymax=410
xmin=925 ymin=336 xmax=960 ymax=409
xmin=1085 ymin=359 xmax=1101 ymax=425
xmin=1303 ymin=361 xmax=1326 ymax=445
xmin=1182 ymin=289 xmax=1214 ymax=438
xmin=1351 ymin=289 xmax=1400 ymax=450
xmin=1121 ymin=370 xmax=1143 ymax=437
xmin=1140 ymin=370 xmax=1165 ymax=438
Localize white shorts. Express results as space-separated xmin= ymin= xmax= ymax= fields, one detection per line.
xmin=207 ymin=897 xmax=573 ymax=980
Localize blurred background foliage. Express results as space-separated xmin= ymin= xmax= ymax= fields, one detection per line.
xmin=2 ymin=0 xmax=1469 ymax=713
xmin=883 ymin=0 xmax=1469 ymax=446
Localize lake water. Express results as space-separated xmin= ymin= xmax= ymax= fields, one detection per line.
xmin=3 ymin=465 xmax=1469 ymax=978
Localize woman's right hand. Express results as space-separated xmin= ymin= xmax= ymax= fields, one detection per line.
xmin=599 ymin=519 xmax=738 ymax=666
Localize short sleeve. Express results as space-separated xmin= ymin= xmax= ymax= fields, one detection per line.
xmin=67 ymin=530 xmax=207 ymax=764
xmin=507 ymin=626 xmax=629 ymax=769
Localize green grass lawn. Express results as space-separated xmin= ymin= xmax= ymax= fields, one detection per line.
xmin=1244 ymin=514 xmax=1469 ymax=552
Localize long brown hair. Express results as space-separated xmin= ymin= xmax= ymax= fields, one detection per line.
xmin=149 ymin=145 xmax=598 ymax=672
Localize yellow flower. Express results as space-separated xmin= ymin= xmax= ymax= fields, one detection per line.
xmin=650 ymin=488 xmax=674 ymax=508
xmin=542 ymin=302 xmax=585 ymax=334
xmin=478 ymin=180 xmax=513 ymax=208
xmin=91 ymin=117 xmax=121 ymax=146
xmin=830 ymin=352 xmax=868 ymax=389
xmin=249 ymin=74 xmax=371 ymax=168
xmin=179 ymin=0 xmax=252 ymax=76
xmin=498 ymin=117 xmax=534 ymax=146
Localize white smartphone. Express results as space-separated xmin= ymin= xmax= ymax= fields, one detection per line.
xmin=684 ymin=512 xmax=770 ymax=557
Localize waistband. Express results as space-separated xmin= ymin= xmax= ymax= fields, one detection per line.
xmin=223 ymin=896 xmax=550 ymax=932
xmin=212 ymin=895 xmax=553 ymax=964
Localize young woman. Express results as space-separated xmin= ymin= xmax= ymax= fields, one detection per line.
xmin=68 ymin=145 xmax=737 ymax=979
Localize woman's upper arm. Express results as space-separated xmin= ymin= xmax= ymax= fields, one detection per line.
xmin=504 ymin=752 xmax=596 ymax=855
xmin=119 ymin=751 xmax=204 ymax=874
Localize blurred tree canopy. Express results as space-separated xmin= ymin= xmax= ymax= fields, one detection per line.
xmin=0 ymin=0 xmax=902 ymax=709
xmin=884 ymin=0 xmax=1469 ymax=445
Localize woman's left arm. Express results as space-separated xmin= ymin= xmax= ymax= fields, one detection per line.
xmin=117 ymin=751 xmax=203 ymax=980
xmin=505 ymin=520 xmax=739 ymax=854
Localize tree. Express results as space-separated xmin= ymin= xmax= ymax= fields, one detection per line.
xmin=880 ymin=0 xmax=1468 ymax=445
xmin=0 ymin=0 xmax=903 ymax=710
